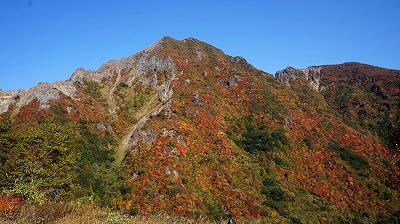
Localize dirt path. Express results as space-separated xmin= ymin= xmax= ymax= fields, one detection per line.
xmin=108 ymin=69 xmax=121 ymax=114
xmin=115 ymin=100 xmax=171 ymax=164
xmin=114 ymin=70 xmax=178 ymax=164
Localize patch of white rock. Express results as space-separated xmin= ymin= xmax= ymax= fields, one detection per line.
xmin=0 ymin=81 xmax=77 ymax=115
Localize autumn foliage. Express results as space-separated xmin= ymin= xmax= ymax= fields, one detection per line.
xmin=1 ymin=37 xmax=400 ymax=223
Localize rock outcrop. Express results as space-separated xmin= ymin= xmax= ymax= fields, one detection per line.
xmin=0 ymin=81 xmax=77 ymax=115
xmin=1 ymin=37 xmax=176 ymax=117
xmin=275 ymin=66 xmax=322 ymax=91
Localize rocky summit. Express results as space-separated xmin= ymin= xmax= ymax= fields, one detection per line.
xmin=1 ymin=37 xmax=400 ymax=223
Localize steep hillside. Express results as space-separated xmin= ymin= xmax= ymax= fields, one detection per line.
xmin=1 ymin=37 xmax=400 ymax=223
xmin=276 ymin=63 xmax=400 ymax=151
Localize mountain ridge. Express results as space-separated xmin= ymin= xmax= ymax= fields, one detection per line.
xmin=1 ymin=37 xmax=400 ymax=223
xmin=2 ymin=36 xmax=399 ymax=107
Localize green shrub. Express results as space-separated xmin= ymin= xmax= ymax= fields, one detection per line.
xmin=74 ymin=122 xmax=128 ymax=205
xmin=290 ymin=217 xmax=303 ymax=224
xmin=206 ymin=202 xmax=224 ymax=220
xmin=166 ymin=141 xmax=176 ymax=148
xmin=387 ymin=117 xmax=400 ymax=152
xmin=376 ymin=211 xmax=400 ymax=224
xmin=126 ymin=88 xmax=153 ymax=111
xmin=273 ymin=156 xmax=289 ymax=167
xmin=261 ymin=176 xmax=290 ymax=216
xmin=84 ymin=80 xmax=101 ymax=98
xmin=137 ymin=169 xmax=146 ymax=175
xmin=128 ymin=207 xmax=138 ymax=216
xmin=231 ymin=116 xmax=289 ymax=153
xmin=263 ymin=177 xmax=278 ymax=187
xmin=303 ymin=137 xmax=312 ymax=149
xmin=366 ymin=179 xmax=393 ymax=201
xmin=210 ymin=109 xmax=217 ymax=116
xmin=260 ymin=88 xmax=286 ymax=120
xmin=146 ymin=189 xmax=156 ymax=195
xmin=119 ymin=82 xmax=129 ymax=89
xmin=50 ymin=104 xmax=66 ymax=115
xmin=328 ymin=142 xmax=370 ymax=171
xmin=0 ymin=118 xmax=78 ymax=203
xmin=171 ymin=186 xmax=180 ymax=194
xmin=382 ymin=159 xmax=393 ymax=169
xmin=0 ymin=118 xmax=128 ymax=206
xmin=263 ymin=187 xmax=287 ymax=202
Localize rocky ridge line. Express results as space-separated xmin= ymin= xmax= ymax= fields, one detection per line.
xmin=0 ymin=37 xmax=175 ymax=116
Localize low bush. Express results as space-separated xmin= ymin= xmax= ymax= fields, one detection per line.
xmin=0 ymin=118 xmax=128 ymax=207
xmin=273 ymin=156 xmax=289 ymax=167
xmin=328 ymin=142 xmax=370 ymax=171
xmin=377 ymin=211 xmax=400 ymax=224
xmin=229 ymin=116 xmax=289 ymax=153
xmin=366 ymin=179 xmax=393 ymax=201
xmin=84 ymin=80 xmax=101 ymax=98
xmin=128 ymin=207 xmax=138 ymax=216
xmin=263 ymin=187 xmax=287 ymax=203
xmin=119 ymin=82 xmax=129 ymax=89
xmin=0 ymin=118 xmax=77 ymax=204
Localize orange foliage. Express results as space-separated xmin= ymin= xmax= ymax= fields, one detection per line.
xmin=0 ymin=196 xmax=21 ymax=216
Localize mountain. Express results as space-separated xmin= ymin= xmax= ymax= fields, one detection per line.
xmin=1 ymin=37 xmax=400 ymax=223
xmin=276 ymin=62 xmax=400 ymax=151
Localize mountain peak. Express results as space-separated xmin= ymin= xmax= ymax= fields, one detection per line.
xmin=1 ymin=38 xmax=400 ymax=223
xmin=143 ymin=36 xmax=171 ymax=53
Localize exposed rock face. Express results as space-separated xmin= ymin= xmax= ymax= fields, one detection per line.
xmin=70 ymin=39 xmax=172 ymax=88
xmin=23 ymin=82 xmax=76 ymax=107
xmin=120 ymin=101 xmax=171 ymax=153
xmin=70 ymin=68 xmax=111 ymax=85
xmin=226 ymin=74 xmax=243 ymax=87
xmin=231 ymin=56 xmax=246 ymax=63
xmin=0 ymin=38 xmax=179 ymax=171
xmin=275 ymin=67 xmax=303 ymax=87
xmin=164 ymin=167 xmax=171 ymax=175
xmin=284 ymin=117 xmax=294 ymax=128
xmin=227 ymin=78 xmax=237 ymax=87
xmin=1 ymin=37 xmax=176 ymax=118
xmin=0 ymin=81 xmax=77 ymax=115
xmin=0 ymin=90 xmax=17 ymax=114
xmin=132 ymin=128 xmax=158 ymax=148
xmin=196 ymin=50 xmax=205 ymax=61
xmin=161 ymin=128 xmax=174 ymax=137
xmin=192 ymin=90 xmax=202 ymax=106
xmin=0 ymin=99 xmax=16 ymax=114
xmin=96 ymin=122 xmax=106 ymax=131
xmin=127 ymin=54 xmax=175 ymax=87
xmin=275 ymin=66 xmax=322 ymax=91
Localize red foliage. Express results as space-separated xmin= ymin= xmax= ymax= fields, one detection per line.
xmin=176 ymin=143 xmax=186 ymax=157
xmin=0 ymin=196 xmax=21 ymax=216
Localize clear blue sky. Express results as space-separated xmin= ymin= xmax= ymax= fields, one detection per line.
xmin=1 ymin=0 xmax=399 ymax=91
